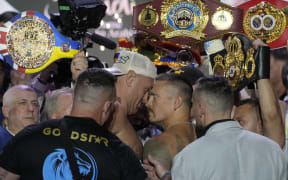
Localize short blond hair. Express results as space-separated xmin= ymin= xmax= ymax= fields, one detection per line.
xmin=40 ymin=87 xmax=73 ymax=122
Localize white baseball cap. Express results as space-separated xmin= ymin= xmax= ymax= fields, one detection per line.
xmin=105 ymin=51 xmax=157 ymax=79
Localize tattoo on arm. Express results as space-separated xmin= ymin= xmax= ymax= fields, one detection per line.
xmin=143 ymin=139 xmax=172 ymax=170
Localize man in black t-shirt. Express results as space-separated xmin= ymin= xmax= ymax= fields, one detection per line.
xmin=0 ymin=68 xmax=147 ymax=180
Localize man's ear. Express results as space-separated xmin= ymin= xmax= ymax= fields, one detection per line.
xmin=103 ymin=101 xmax=112 ymax=114
xmin=100 ymin=100 xmax=114 ymax=125
xmin=199 ymin=102 xmax=206 ymax=119
xmin=125 ymin=70 xmax=136 ymax=87
xmin=2 ymin=105 xmax=8 ymax=118
xmin=173 ymin=96 xmax=183 ymax=111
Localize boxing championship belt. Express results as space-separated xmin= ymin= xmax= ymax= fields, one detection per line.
xmin=133 ymin=0 xmax=243 ymax=50
xmin=0 ymin=11 xmax=81 ymax=73
xmin=205 ymin=34 xmax=258 ymax=91
xmin=239 ymin=0 xmax=288 ymax=49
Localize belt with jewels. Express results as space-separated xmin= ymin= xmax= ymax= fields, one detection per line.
xmin=0 ymin=11 xmax=81 ymax=73
xmin=133 ymin=0 xmax=243 ymax=50
xmin=239 ymin=0 xmax=288 ymax=49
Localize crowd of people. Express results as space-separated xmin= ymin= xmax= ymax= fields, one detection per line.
xmin=0 ymin=9 xmax=287 ymax=180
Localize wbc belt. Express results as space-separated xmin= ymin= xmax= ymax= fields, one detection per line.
xmin=133 ymin=0 xmax=243 ymax=49
xmin=239 ymin=0 xmax=288 ymax=49
xmin=0 ymin=11 xmax=81 ymax=73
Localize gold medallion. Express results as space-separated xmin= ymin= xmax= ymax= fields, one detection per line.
xmin=6 ymin=15 xmax=55 ymax=69
xmin=212 ymin=54 xmax=225 ymax=76
xmin=224 ymin=36 xmax=245 ymax=89
xmin=138 ymin=5 xmax=159 ymax=29
xmin=243 ymin=2 xmax=286 ymax=43
xmin=212 ymin=7 xmax=234 ymax=31
xmin=244 ymin=48 xmax=256 ymax=79
xmin=160 ymin=0 xmax=209 ymax=40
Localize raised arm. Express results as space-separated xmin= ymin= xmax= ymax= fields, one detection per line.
xmin=254 ymin=40 xmax=285 ymax=148
xmin=257 ymin=79 xmax=285 ymax=147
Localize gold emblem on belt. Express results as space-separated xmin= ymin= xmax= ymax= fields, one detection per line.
xmin=243 ymin=2 xmax=286 ymax=43
xmin=160 ymin=0 xmax=209 ymax=40
xmin=212 ymin=7 xmax=234 ymax=31
xmin=213 ymin=54 xmax=225 ymax=76
xmin=7 ymin=16 xmax=55 ymax=69
xmin=244 ymin=48 xmax=256 ymax=79
xmin=224 ymin=36 xmax=245 ymax=89
xmin=138 ymin=5 xmax=159 ymax=29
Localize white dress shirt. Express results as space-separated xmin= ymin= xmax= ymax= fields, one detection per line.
xmin=172 ymin=121 xmax=287 ymax=180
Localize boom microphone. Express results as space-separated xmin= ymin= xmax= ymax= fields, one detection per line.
xmin=85 ymin=32 xmax=116 ymax=50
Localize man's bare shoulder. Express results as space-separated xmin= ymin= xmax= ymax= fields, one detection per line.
xmin=153 ymin=131 xmax=188 ymax=155
xmin=107 ymin=103 xmax=143 ymax=159
xmin=0 ymin=167 xmax=20 ymax=180
xmin=153 ymin=132 xmax=173 ymax=142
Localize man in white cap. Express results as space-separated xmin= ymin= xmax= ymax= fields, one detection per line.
xmin=105 ymin=51 xmax=157 ymax=159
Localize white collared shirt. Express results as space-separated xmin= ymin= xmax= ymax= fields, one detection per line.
xmin=172 ymin=121 xmax=288 ymax=180
xmin=5 ymin=126 xmax=15 ymax=136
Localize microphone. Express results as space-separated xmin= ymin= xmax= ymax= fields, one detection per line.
xmin=85 ymin=32 xmax=116 ymax=50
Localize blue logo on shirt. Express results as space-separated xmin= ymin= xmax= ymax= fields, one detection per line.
xmin=42 ymin=147 xmax=98 ymax=180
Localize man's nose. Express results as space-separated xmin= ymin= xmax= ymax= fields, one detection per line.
xmin=27 ymin=103 xmax=35 ymax=112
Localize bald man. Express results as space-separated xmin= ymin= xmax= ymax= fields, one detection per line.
xmin=0 ymin=85 xmax=39 ymax=151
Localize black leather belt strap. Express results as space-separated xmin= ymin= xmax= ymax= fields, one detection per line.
xmin=59 ymin=119 xmax=81 ymax=180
